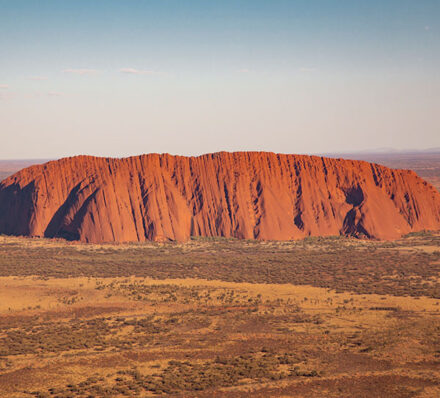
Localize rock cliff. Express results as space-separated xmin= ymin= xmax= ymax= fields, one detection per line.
xmin=0 ymin=152 xmax=439 ymax=242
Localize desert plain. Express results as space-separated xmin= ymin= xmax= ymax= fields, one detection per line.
xmin=0 ymin=231 xmax=438 ymax=397
xmin=0 ymin=152 xmax=439 ymax=397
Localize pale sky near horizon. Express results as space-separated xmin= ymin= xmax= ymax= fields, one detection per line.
xmin=0 ymin=0 xmax=439 ymax=160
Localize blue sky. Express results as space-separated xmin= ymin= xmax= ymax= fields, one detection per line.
xmin=0 ymin=0 xmax=439 ymax=159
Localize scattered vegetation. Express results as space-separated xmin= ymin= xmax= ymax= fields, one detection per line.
xmin=0 ymin=233 xmax=439 ymax=397
xmin=0 ymin=232 xmax=439 ymax=297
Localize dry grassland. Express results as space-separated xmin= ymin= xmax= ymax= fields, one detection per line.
xmin=0 ymin=232 xmax=439 ymax=397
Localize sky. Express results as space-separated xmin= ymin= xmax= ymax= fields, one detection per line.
xmin=0 ymin=0 xmax=439 ymax=159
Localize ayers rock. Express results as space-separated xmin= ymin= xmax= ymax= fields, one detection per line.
xmin=0 ymin=152 xmax=439 ymax=243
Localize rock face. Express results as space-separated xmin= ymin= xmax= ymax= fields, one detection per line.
xmin=0 ymin=152 xmax=439 ymax=243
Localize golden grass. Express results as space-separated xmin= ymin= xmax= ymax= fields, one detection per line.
xmin=0 ymin=233 xmax=439 ymax=397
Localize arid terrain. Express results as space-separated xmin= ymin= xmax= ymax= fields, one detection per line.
xmin=0 ymin=153 xmax=439 ymax=397
xmin=2 ymin=0 xmax=439 ymax=396
xmin=0 ymin=232 xmax=439 ymax=397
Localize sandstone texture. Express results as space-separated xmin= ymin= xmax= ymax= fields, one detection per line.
xmin=0 ymin=152 xmax=439 ymax=243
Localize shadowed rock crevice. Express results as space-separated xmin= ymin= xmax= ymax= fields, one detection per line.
xmin=44 ymin=182 xmax=85 ymax=238
xmin=344 ymin=186 xmax=365 ymax=207
xmin=342 ymin=208 xmax=371 ymax=239
xmin=0 ymin=181 xmax=36 ymax=236
xmin=56 ymin=188 xmax=100 ymax=242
